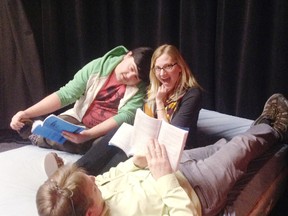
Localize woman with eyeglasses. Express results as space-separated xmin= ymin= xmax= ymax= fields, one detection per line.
xmin=144 ymin=44 xmax=203 ymax=149
xmin=43 ymin=44 xmax=202 ymax=177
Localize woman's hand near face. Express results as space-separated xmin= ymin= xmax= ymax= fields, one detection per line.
xmin=155 ymin=85 xmax=170 ymax=122
xmin=156 ymin=85 xmax=169 ymax=107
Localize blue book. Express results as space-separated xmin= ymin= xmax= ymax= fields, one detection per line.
xmin=31 ymin=114 xmax=85 ymax=144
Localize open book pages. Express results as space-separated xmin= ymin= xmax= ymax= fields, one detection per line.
xmin=109 ymin=109 xmax=188 ymax=171
xmin=109 ymin=123 xmax=135 ymax=156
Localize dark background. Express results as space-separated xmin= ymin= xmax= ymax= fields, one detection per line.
xmin=1 ymin=0 xmax=288 ymax=129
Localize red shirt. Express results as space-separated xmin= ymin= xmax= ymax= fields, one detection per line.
xmin=82 ymin=72 xmax=126 ymax=128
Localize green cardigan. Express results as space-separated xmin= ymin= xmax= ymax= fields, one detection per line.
xmin=56 ymin=46 xmax=146 ymax=126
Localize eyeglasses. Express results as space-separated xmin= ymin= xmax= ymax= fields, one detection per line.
xmin=154 ymin=63 xmax=177 ymax=73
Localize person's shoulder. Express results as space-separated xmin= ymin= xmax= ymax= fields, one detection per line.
xmin=105 ymin=45 xmax=129 ymax=56
xmin=181 ymin=87 xmax=203 ymax=105
xmin=185 ymin=87 xmax=202 ymax=97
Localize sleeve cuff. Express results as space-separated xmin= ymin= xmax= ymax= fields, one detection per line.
xmin=156 ymin=173 xmax=180 ymax=196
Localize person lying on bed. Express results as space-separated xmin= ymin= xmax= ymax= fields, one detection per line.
xmin=9 ymin=46 xmax=153 ymax=154
xmin=44 ymin=44 xmax=203 ymax=177
xmin=36 ymin=93 xmax=288 ymax=216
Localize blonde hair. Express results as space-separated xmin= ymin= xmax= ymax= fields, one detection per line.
xmin=146 ymin=44 xmax=202 ymax=110
xmin=36 ymin=164 xmax=94 ymax=216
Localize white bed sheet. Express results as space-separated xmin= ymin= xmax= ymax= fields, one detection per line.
xmin=0 ymin=109 xmax=275 ymax=216
xmin=0 ymin=145 xmax=81 ymax=216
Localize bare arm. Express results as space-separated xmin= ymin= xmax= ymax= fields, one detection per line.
xmin=155 ymin=85 xmax=169 ymax=122
xmin=10 ymin=92 xmax=62 ymax=131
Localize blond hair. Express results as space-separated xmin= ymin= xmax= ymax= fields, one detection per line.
xmin=146 ymin=44 xmax=202 ymax=111
xmin=36 ymin=164 xmax=93 ymax=216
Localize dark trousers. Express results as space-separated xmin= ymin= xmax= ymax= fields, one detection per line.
xmin=36 ymin=115 xmax=128 ymax=175
xmin=75 ymin=126 xmax=128 ymax=176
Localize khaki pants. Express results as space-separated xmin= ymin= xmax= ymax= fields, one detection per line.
xmin=179 ymin=124 xmax=278 ymax=216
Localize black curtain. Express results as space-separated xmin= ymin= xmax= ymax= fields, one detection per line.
xmin=0 ymin=0 xmax=45 ymax=130
xmin=1 ymin=0 xmax=288 ymax=130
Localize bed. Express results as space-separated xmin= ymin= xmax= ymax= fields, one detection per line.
xmin=0 ymin=109 xmax=287 ymax=216
xmin=196 ymin=109 xmax=288 ymax=216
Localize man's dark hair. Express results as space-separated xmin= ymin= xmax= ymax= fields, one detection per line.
xmin=131 ymin=47 xmax=154 ymax=85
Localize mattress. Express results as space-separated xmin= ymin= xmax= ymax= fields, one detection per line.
xmin=222 ymin=144 xmax=288 ymax=215
xmin=196 ymin=109 xmax=254 ymax=147
xmin=196 ymin=109 xmax=288 ymax=215
xmin=0 ymin=146 xmax=81 ymax=216
xmin=0 ymin=109 xmax=286 ymax=216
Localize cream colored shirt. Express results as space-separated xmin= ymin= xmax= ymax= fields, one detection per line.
xmin=97 ymin=158 xmax=202 ymax=216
